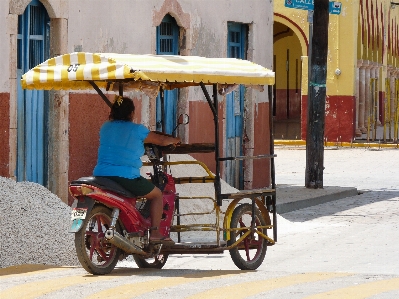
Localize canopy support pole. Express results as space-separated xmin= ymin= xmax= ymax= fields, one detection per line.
xmin=160 ymin=87 xmax=165 ymax=133
xmin=88 ymin=81 xmax=112 ymax=108
xmin=200 ymin=82 xmax=222 ymax=206
xmin=119 ymin=82 xmax=124 ymax=96
xmin=268 ymin=85 xmax=277 ymax=242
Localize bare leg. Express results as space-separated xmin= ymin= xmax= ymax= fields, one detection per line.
xmin=144 ymin=186 xmax=164 ymax=239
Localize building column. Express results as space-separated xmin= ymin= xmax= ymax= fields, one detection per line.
xmin=364 ymin=61 xmax=373 ymax=133
xmin=393 ymin=68 xmax=399 ymax=142
xmin=393 ymin=68 xmax=399 ymax=120
xmin=358 ymin=60 xmax=368 ymax=133
xmin=371 ymin=62 xmax=381 ymax=125
xmin=48 ymin=18 xmax=69 ymax=203
xmin=355 ymin=60 xmax=362 ymax=136
xmin=387 ymin=66 xmax=394 ymax=126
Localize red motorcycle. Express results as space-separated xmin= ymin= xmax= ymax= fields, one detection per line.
xmin=69 ymin=144 xmax=177 ymax=274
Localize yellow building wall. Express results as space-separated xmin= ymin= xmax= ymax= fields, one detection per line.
xmin=274 ymin=0 xmax=358 ymax=97
xmin=274 ymin=0 xmax=399 ymax=142
xmin=274 ymin=30 xmax=302 ymax=91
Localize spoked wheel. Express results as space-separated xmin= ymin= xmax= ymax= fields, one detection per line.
xmin=228 ymin=203 xmax=267 ymax=270
xmin=75 ymin=205 xmax=122 ymax=275
xmin=133 ymin=254 xmax=169 ymax=269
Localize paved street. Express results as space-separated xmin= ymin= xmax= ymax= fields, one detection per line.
xmin=1 ymin=146 xmax=399 ymax=298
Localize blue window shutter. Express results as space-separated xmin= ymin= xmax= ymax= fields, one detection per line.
xmin=156 ymin=15 xmax=179 ymax=134
xmin=16 ymin=0 xmax=49 ymax=184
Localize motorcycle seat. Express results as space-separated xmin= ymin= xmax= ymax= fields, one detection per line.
xmin=70 ymin=176 xmax=136 ymax=198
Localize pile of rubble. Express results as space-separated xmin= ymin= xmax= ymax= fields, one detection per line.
xmin=0 ymin=176 xmax=79 ymax=268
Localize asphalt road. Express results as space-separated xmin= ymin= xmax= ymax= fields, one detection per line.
xmin=1 ymin=146 xmax=398 ymax=298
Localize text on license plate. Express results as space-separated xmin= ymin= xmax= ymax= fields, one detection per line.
xmin=71 ymin=208 xmax=87 ymax=220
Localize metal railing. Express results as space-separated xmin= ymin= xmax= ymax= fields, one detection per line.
xmin=383 ymin=78 xmax=399 ymax=142
xmin=366 ymin=78 xmax=399 ymax=143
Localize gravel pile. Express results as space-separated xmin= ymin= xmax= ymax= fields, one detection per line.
xmin=0 ymin=176 xmax=79 ymax=268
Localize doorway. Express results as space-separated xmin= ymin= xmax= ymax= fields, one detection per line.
xmin=16 ymin=0 xmax=50 ymax=184
xmin=226 ymin=22 xmax=248 ymax=189
xmin=273 ymin=22 xmax=302 ymax=140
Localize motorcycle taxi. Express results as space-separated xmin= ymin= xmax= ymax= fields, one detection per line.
xmin=21 ymin=53 xmax=277 ymax=274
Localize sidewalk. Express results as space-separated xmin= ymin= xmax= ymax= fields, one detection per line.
xmin=273 ymin=118 xmax=399 ymax=147
xmin=276 ymin=184 xmax=358 ymax=214
xmin=273 ymin=144 xmax=399 ymax=214
xmin=274 ymin=139 xmax=399 ymax=149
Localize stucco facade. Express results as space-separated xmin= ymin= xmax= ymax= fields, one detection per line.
xmin=1 ymin=0 xmax=274 ymax=203
xmin=274 ymin=0 xmax=399 ymax=143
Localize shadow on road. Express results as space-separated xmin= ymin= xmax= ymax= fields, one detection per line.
xmin=280 ymin=190 xmax=399 ymax=222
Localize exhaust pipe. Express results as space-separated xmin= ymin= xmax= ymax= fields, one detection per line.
xmin=105 ymin=229 xmax=146 ymax=255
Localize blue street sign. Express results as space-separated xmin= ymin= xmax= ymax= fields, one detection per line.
xmin=284 ymin=0 xmax=314 ymax=11
xmin=329 ymin=1 xmax=342 ymax=14
xmin=284 ymin=0 xmax=342 ymax=15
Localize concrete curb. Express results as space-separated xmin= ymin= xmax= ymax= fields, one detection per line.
xmin=275 ymin=139 xmax=399 ymax=149
xmin=276 ymin=185 xmax=359 ymax=214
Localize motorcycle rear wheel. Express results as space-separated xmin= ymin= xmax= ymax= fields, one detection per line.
xmin=133 ymin=254 xmax=169 ymax=269
xmin=75 ymin=205 xmax=122 ymax=275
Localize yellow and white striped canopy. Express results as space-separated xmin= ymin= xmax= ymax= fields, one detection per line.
xmin=21 ymin=52 xmax=275 ymax=91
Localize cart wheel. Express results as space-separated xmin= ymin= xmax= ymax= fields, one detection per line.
xmin=228 ymin=203 xmax=267 ymax=270
xmin=133 ymin=254 xmax=168 ymax=269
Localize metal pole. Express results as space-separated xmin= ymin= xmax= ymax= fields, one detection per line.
xmin=200 ymin=83 xmax=222 ymax=206
xmin=88 ymin=81 xmax=112 ymax=108
xmin=268 ymin=85 xmax=277 ymax=242
xmin=305 ymin=0 xmax=329 ymax=188
xmin=308 ymin=10 xmax=313 ymax=89
xmin=395 ymin=80 xmax=399 ymax=142
xmin=212 ymin=84 xmax=222 ymax=206
xmin=160 ymin=87 xmax=165 ymax=133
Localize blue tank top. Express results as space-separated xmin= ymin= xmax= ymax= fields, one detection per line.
xmin=93 ymin=121 xmax=150 ymax=179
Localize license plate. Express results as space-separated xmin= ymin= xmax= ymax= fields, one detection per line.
xmin=71 ymin=207 xmax=87 ymax=220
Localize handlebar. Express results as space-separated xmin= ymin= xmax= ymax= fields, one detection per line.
xmin=144 ymin=143 xmax=215 ymax=161
xmin=161 ymin=143 xmax=215 ymax=154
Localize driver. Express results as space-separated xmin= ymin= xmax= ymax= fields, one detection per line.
xmin=93 ymin=95 xmax=180 ymax=245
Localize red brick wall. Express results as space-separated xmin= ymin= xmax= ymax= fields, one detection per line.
xmin=301 ymin=95 xmax=356 ymax=142
xmin=68 ymin=93 xmax=144 ymax=204
xmin=68 ymin=93 xmax=110 ymax=203
xmin=0 ymin=93 xmax=10 ymax=177
xmin=188 ymin=100 xmax=272 ymax=188
xmin=253 ymin=102 xmax=271 ymax=188
xmin=188 ymin=100 xmax=224 ymax=174
xmin=275 ymin=88 xmax=301 ymax=120
xmin=68 ymin=93 xmax=109 ymax=178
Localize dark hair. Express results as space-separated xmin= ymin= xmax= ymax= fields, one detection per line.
xmin=109 ymin=96 xmax=135 ymax=121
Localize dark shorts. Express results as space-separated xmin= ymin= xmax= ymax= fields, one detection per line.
xmin=101 ymin=176 xmax=155 ymax=197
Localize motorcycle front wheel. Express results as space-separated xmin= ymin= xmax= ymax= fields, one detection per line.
xmin=75 ymin=205 xmax=122 ymax=275
xmin=133 ymin=254 xmax=169 ymax=269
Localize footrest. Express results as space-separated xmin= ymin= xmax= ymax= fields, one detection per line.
xmin=221 ymin=188 xmax=276 ymax=199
